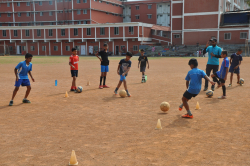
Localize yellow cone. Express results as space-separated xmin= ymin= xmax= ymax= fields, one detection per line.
xmin=65 ymin=91 xmax=69 ymax=98
xmin=155 ymin=119 xmax=162 ymax=130
xmin=69 ymin=150 xmax=78 ymax=165
xmin=87 ymin=81 xmax=90 ymax=86
xmin=195 ymin=102 xmax=201 ymax=110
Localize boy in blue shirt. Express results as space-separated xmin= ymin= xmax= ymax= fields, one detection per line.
xmin=211 ymin=51 xmax=229 ymax=99
xmin=114 ymin=52 xmax=132 ymax=97
xmin=9 ymin=53 xmax=35 ymax=106
xmin=228 ymin=49 xmax=243 ymax=87
xmin=179 ymin=59 xmax=215 ymax=118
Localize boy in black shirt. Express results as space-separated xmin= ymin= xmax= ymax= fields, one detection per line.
xmin=138 ymin=49 xmax=149 ymax=83
xmin=95 ymin=44 xmax=110 ymax=89
xmin=114 ymin=52 xmax=133 ymax=97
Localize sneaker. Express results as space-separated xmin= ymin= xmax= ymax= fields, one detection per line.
xmin=179 ymin=107 xmax=183 ymax=111
xmin=144 ymin=79 xmax=146 ymax=83
xmin=103 ymin=85 xmax=110 ymax=88
xmin=211 ymin=86 xmax=215 ymax=91
xmin=127 ymin=92 xmax=131 ymax=97
xmin=228 ymin=84 xmax=232 ymax=87
xmin=237 ymin=82 xmax=240 ymax=85
xmin=218 ymin=96 xmax=226 ymax=99
xmin=181 ymin=114 xmax=193 ymax=119
xmin=9 ymin=101 xmax=13 ymax=106
xmin=203 ymin=87 xmax=208 ymax=91
xmin=114 ymin=90 xmax=118 ymax=95
xmin=22 ymin=99 xmax=31 ymax=103
xmin=70 ymin=89 xmax=75 ymax=91
xmin=99 ymin=85 xmax=103 ymax=89
xmin=141 ymin=79 xmax=144 ymax=83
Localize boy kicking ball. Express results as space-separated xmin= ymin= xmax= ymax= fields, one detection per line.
xmin=179 ymin=59 xmax=215 ymax=118
xmin=69 ymin=48 xmax=79 ymax=91
xmin=114 ymin=52 xmax=133 ymax=97
xmin=138 ymin=49 xmax=149 ymax=83
xmin=228 ymin=49 xmax=243 ymax=87
xmin=9 ymin=53 xmax=35 ymax=106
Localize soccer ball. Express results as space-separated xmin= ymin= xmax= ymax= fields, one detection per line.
xmin=160 ymin=102 xmax=170 ymax=112
xmin=76 ymin=86 xmax=83 ymax=93
xmin=239 ymin=78 xmax=244 ymax=86
xmin=119 ymin=90 xmax=127 ymax=98
xmin=206 ymin=90 xmax=213 ymax=98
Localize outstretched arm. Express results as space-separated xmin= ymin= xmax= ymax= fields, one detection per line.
xmin=204 ymin=75 xmax=215 ymax=85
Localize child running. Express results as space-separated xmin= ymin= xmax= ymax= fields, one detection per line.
xmin=138 ymin=49 xmax=149 ymax=83
xmin=114 ymin=52 xmax=133 ymax=97
xmin=179 ymin=58 xmax=215 ymax=118
xmin=228 ymin=49 xmax=243 ymax=87
xmin=69 ymin=48 xmax=79 ymax=91
xmin=9 ymin=53 xmax=35 ymax=106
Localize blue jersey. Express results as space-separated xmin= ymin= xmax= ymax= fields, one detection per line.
xmin=15 ymin=61 xmax=32 ymax=79
xmin=216 ymin=57 xmax=229 ymax=79
xmin=185 ymin=68 xmax=207 ymax=94
xmin=206 ymin=45 xmax=222 ymax=65
xmin=230 ymin=53 xmax=242 ymax=67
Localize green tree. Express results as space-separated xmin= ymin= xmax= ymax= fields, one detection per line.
xmin=247 ymin=0 xmax=250 ymax=6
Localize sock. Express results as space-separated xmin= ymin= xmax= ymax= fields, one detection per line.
xmin=222 ymin=85 xmax=226 ymax=96
xmin=100 ymin=76 xmax=103 ymax=86
xmin=71 ymin=86 xmax=74 ymax=89
xmin=10 ymin=100 xmax=13 ymax=102
xmin=213 ymin=77 xmax=220 ymax=84
xmin=142 ymin=75 xmax=145 ymax=80
xmin=179 ymin=103 xmax=183 ymax=108
xmin=187 ymin=110 xmax=192 ymax=116
xmin=126 ymin=90 xmax=129 ymax=93
xmin=24 ymin=98 xmax=27 ymax=100
xmin=103 ymin=76 xmax=106 ymax=85
xmin=115 ymin=87 xmax=118 ymax=91
xmin=74 ymin=86 xmax=77 ymax=90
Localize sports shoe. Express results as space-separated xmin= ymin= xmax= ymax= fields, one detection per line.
xmin=103 ymin=85 xmax=110 ymax=88
xmin=127 ymin=92 xmax=131 ymax=97
xmin=9 ymin=101 xmax=13 ymax=106
xmin=114 ymin=90 xmax=118 ymax=95
xmin=99 ymin=85 xmax=103 ymax=89
xmin=182 ymin=114 xmax=193 ymax=119
xmin=228 ymin=84 xmax=232 ymax=87
xmin=203 ymin=87 xmax=208 ymax=91
xmin=144 ymin=79 xmax=146 ymax=83
xmin=22 ymin=99 xmax=31 ymax=103
xmin=179 ymin=107 xmax=183 ymax=111
xmin=70 ymin=89 xmax=75 ymax=91
xmin=237 ymin=82 xmax=240 ymax=85
xmin=218 ymin=96 xmax=226 ymax=99
xmin=211 ymin=86 xmax=215 ymax=91
xmin=141 ymin=79 xmax=144 ymax=83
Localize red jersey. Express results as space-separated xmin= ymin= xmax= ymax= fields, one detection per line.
xmin=69 ymin=54 xmax=79 ymax=70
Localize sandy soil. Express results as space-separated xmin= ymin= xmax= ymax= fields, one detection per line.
xmin=0 ymin=56 xmax=250 ymax=166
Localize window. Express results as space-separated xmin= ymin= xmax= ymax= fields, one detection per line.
xmin=83 ymin=21 xmax=87 ymax=24
xmin=22 ymin=46 xmax=26 ymax=51
xmin=83 ymin=9 xmax=87 ymax=14
xmin=240 ymin=32 xmax=247 ymax=39
xmin=49 ymin=11 xmax=53 ymax=16
xmin=9 ymin=46 xmax=13 ymax=51
xmin=174 ymin=34 xmax=180 ymax=38
xmin=61 ymin=29 xmax=65 ymax=36
xmin=224 ymin=33 xmax=231 ymax=40
xmin=39 ymin=1 xmax=42 ymax=5
xmin=100 ymin=27 xmax=105 ymax=35
xmin=99 ymin=1 xmax=102 ymax=3
xmin=8 ymin=23 xmax=11 ymax=26
xmin=17 ymin=2 xmax=20 ymax=6
xmin=37 ymin=29 xmax=41 ymax=36
xmin=87 ymin=28 xmax=91 ymax=35
xmin=26 ymin=30 xmax=30 ymax=36
xmin=133 ymin=45 xmax=138 ymax=51
xmin=0 ymin=13 xmax=1 ymax=17
xmin=49 ymin=29 xmax=53 ymax=36
xmin=66 ymin=46 xmax=70 ymax=51
xmin=18 ymin=23 xmax=21 ymax=26
xmin=148 ymin=4 xmax=152 ymax=9
xmin=3 ymin=30 xmax=6 ymax=37
xmin=135 ymin=15 xmax=139 ymax=19
xmin=18 ymin=13 xmax=21 ymax=17
xmin=49 ymin=1 xmax=53 ymax=5
xmin=83 ymin=0 xmax=87 ymax=3
xmin=27 ymin=2 xmax=30 ymax=6
xmin=30 ymin=46 xmax=35 ymax=51
xmin=148 ymin=14 xmax=152 ymax=19
xmin=27 ymin=12 xmax=30 ymax=17
xmin=77 ymin=10 xmax=80 ymax=15
xmin=41 ymin=23 xmax=44 ymax=25
xmin=50 ymin=22 xmax=53 ymax=25
xmin=114 ymin=27 xmax=119 ymax=35
xmin=40 ymin=12 xmax=43 ymax=16
xmin=42 ymin=46 xmax=46 ymax=51
xmin=54 ymin=46 xmax=58 ymax=51
xmin=77 ymin=0 xmax=80 ymax=3
xmin=136 ymin=6 xmax=139 ymax=10
xmin=65 ymin=0 xmax=68 ymax=2
xmin=7 ymin=13 xmax=11 ymax=17
xmin=14 ymin=30 xmax=18 ymax=37
xmin=129 ymin=26 xmax=134 ymax=34
xmin=77 ymin=21 xmax=81 ymax=24
xmin=74 ymin=28 xmax=78 ymax=36
xmin=7 ymin=3 xmax=10 ymax=7
xmin=28 ymin=23 xmax=31 ymax=26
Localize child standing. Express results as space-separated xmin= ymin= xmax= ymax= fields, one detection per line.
xmin=114 ymin=52 xmax=133 ymax=97
xmin=9 ymin=53 xmax=35 ymax=106
xmin=138 ymin=49 xmax=149 ymax=83
xmin=69 ymin=48 xmax=79 ymax=91
xmin=95 ymin=44 xmax=110 ymax=89
xmin=211 ymin=51 xmax=229 ymax=99
xmin=179 ymin=59 xmax=215 ymax=118
xmin=228 ymin=49 xmax=243 ymax=87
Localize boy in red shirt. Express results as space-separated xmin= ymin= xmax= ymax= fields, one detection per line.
xmin=69 ymin=48 xmax=79 ymax=91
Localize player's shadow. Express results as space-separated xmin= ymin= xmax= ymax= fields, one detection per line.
xmin=0 ymin=103 xmax=23 ymax=110
xmin=227 ymin=86 xmax=240 ymax=90
xmin=157 ymin=112 xmax=168 ymax=115
xmin=205 ymin=97 xmax=221 ymax=104
xmin=83 ymin=88 xmax=99 ymax=92
xmin=102 ymin=95 xmax=122 ymax=102
xmin=47 ymin=92 xmax=65 ymax=97
xmin=165 ymin=115 xmax=191 ymax=128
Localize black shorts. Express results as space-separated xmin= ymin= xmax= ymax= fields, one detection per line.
xmin=214 ymin=73 xmax=225 ymax=83
xmin=183 ymin=90 xmax=198 ymax=100
xmin=71 ymin=70 xmax=78 ymax=77
xmin=140 ymin=66 xmax=146 ymax=72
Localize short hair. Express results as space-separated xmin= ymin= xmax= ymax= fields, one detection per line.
xmin=188 ymin=58 xmax=198 ymax=67
xmin=210 ymin=38 xmax=217 ymax=42
xmin=103 ymin=43 xmax=108 ymax=47
xmin=140 ymin=49 xmax=145 ymax=52
xmin=126 ymin=52 xmax=133 ymax=57
xmin=237 ymin=49 xmax=242 ymax=52
xmin=222 ymin=50 xmax=228 ymax=56
xmin=72 ymin=48 xmax=77 ymax=52
xmin=25 ymin=53 xmax=33 ymax=58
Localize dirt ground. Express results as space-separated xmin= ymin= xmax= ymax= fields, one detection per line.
xmin=0 ymin=56 xmax=250 ymax=166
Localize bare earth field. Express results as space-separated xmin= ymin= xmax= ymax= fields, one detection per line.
xmin=0 ymin=56 xmax=250 ymax=166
